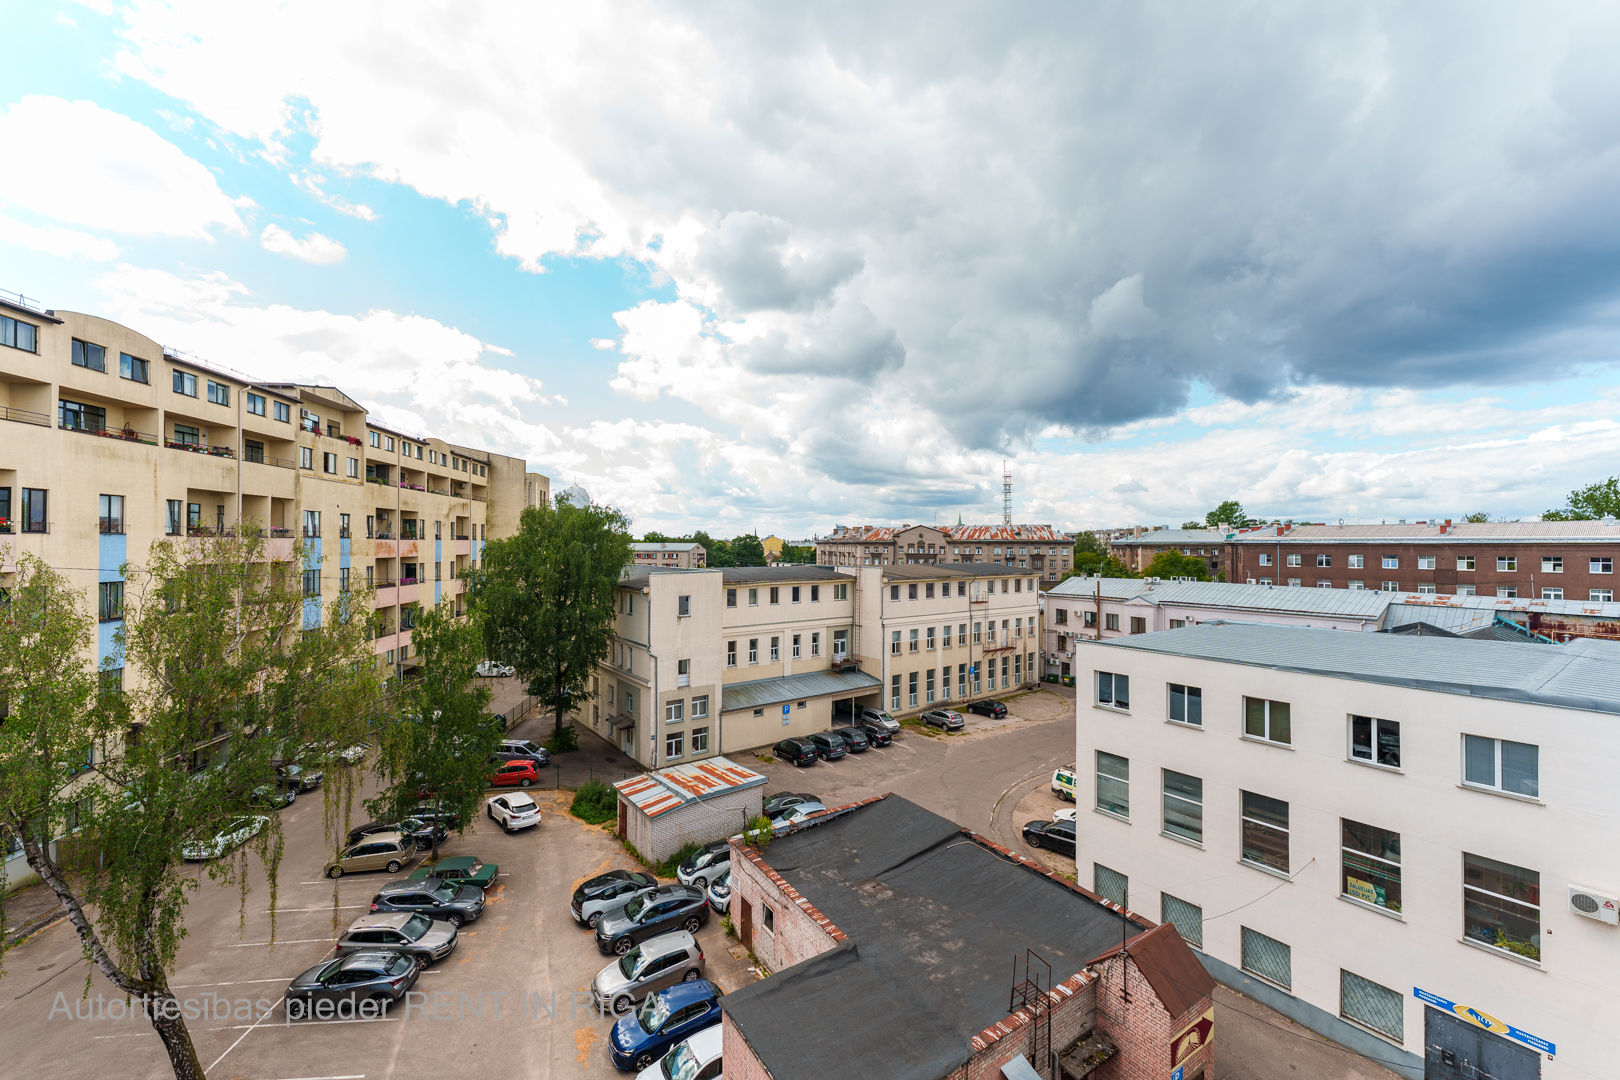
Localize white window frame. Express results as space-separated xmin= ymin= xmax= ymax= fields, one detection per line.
xmin=1457 ymin=556 xmax=1475 ymax=571
xmin=1243 ymin=696 xmax=1291 ymax=745
xmin=1095 ymin=751 xmax=1129 ymax=819
xmin=1168 ymin=683 xmax=1202 ymax=726
xmin=1347 ymin=554 xmax=1365 ymax=569
xmin=1462 ymin=735 xmax=1539 ymax=799
xmin=1418 ymin=555 xmax=1436 ymax=570
xmin=1497 ymin=556 xmax=1516 ymax=571
xmin=1096 ymin=671 xmax=1129 ymax=711
xmin=665 ymin=700 xmax=684 ymax=724
xmin=691 ymin=695 xmax=708 ymax=719
xmin=1541 ymin=556 xmax=1563 ymax=573
xmin=1591 ymin=557 xmax=1613 ymax=575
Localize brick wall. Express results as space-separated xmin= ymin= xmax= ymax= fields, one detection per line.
xmin=1091 ymin=955 xmax=1213 ymax=1080
xmin=948 ymin=969 xmax=1099 ymax=1080
xmin=722 ymin=1016 xmax=777 ymax=1080
xmin=727 ymin=838 xmax=844 ymax=973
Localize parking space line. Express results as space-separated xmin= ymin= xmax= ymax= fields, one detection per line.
xmin=204 ymin=995 xmax=282 ymax=1072
xmin=264 ymin=906 xmax=368 ymax=913
xmin=268 ymin=1075 xmax=366 ymax=1080
xmin=223 ymin=938 xmax=333 ymax=947
xmin=171 ymin=977 xmax=292 ymax=988
xmin=215 ymin=1016 xmax=398 ymax=1030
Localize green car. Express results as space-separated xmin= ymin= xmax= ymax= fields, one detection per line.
xmin=409 ymin=855 xmax=498 ymax=891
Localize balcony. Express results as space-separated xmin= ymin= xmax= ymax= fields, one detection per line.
xmin=302 ymin=527 xmax=321 ymax=539
xmin=167 ymin=439 xmax=236 ymax=459
xmin=59 ymin=419 xmax=159 ymax=445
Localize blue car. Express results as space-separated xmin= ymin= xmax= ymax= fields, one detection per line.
xmin=608 ymin=978 xmax=724 ymax=1072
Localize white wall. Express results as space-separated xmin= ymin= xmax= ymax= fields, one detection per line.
xmin=1071 ymin=636 xmax=1620 ymax=1079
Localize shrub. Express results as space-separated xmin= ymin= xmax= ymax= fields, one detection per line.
xmin=742 ymin=814 xmax=774 ymax=853
xmin=655 ymin=841 xmax=705 ymax=879
xmin=545 ymin=725 xmax=579 ymax=754
xmin=570 ymin=780 xmax=617 ymax=825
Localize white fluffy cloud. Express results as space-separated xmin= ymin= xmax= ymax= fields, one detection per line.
xmin=0 ymin=96 xmax=246 ymax=238
xmin=0 ymin=213 xmax=118 ymax=260
xmin=260 ymin=223 xmax=346 ymax=264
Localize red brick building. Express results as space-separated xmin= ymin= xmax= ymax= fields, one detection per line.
xmin=720 ymin=794 xmax=1214 ymax=1080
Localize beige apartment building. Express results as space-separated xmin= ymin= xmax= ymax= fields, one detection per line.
xmin=815 ymin=523 xmax=948 ymax=567
xmin=816 ymin=522 xmax=1073 ymax=581
xmin=0 ymin=295 xmax=543 ymax=686
xmin=629 ymin=541 xmax=707 ymax=569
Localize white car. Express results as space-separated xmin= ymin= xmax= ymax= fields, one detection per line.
xmin=487 ymin=792 xmax=542 ymax=832
xmin=705 ymin=869 xmax=730 ymax=915
xmin=476 ymin=661 xmax=516 ymax=678
xmin=1052 ymin=808 xmax=1077 ymax=823
xmin=636 ymin=1023 xmax=722 ymax=1080
xmin=182 ymin=815 xmax=271 ymax=861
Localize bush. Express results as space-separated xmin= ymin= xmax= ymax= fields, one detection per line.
xmin=654 ymin=841 xmax=705 ymax=879
xmin=545 ymin=725 xmax=579 ymax=754
xmin=570 ymin=780 xmax=617 ymax=825
xmin=742 ymin=814 xmax=774 ymax=853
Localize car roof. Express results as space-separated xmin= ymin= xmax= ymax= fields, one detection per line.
xmin=500 ymin=791 xmax=537 ymax=805
xmin=346 ymin=911 xmax=414 ymax=932
xmin=376 ymin=879 xmax=453 ymax=895
xmin=431 ymin=856 xmax=477 ymax=870
xmin=655 ymin=976 xmax=720 ymax=1008
xmin=340 ymin=950 xmax=403 ymax=970
xmin=639 ymin=930 xmax=697 ymax=958
xmin=356 ymin=830 xmax=406 ymax=844
xmin=682 ymin=1025 xmax=724 ymax=1060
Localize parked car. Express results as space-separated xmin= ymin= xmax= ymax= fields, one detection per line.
xmin=591 ymin=929 xmax=706 ymax=1015
xmin=298 ymin=740 xmax=368 ymax=767
xmin=182 ymin=815 xmax=270 ymax=861
xmin=334 ymin=911 xmax=457 ymax=964
xmin=609 ymin=979 xmax=725 ymax=1072
xmin=635 ymin=1025 xmax=723 ymax=1080
xmin=805 ymin=732 xmax=847 ymax=761
xmin=491 ymin=760 xmax=540 ymax=788
xmin=827 ymin=726 xmax=871 ymax=752
xmin=1022 ymin=817 xmax=1077 ymax=857
xmin=476 ymin=660 xmax=516 ymax=678
xmin=594 ymin=884 xmax=711 ymax=956
xmin=772 ymin=738 xmax=819 ymax=767
xmin=761 ymin=792 xmax=818 ymax=817
xmin=410 ymin=807 xmax=463 ymax=832
xmin=487 ymin=792 xmax=542 ymax=832
xmin=574 ymin=870 xmax=661 ymax=929
xmin=1052 ymin=807 xmax=1077 ymax=823
xmin=921 ymin=709 xmax=966 ymax=731
xmin=275 ymin=762 xmax=325 ymax=791
xmin=369 ymin=879 xmax=486 ymax=927
xmin=859 ymin=719 xmax=893 ymax=746
xmin=494 ymin=738 xmax=551 ymax=768
xmin=769 ymin=801 xmax=827 ymax=833
xmin=705 ymin=870 xmax=730 ymax=916
xmin=967 ymin=699 xmax=1008 ymax=718
xmin=248 ymin=778 xmax=299 ymax=809
xmin=835 ymin=703 xmax=900 ymax=734
xmin=324 ymin=833 xmax=417 ymax=878
xmin=1051 ymin=766 xmax=1077 ymax=802
xmin=347 ymin=816 xmax=449 ymax=851
xmin=410 ymin=855 xmax=499 ymax=891
xmin=675 ymin=841 xmax=730 ymax=890
xmin=284 ymin=950 xmax=420 ymax=1011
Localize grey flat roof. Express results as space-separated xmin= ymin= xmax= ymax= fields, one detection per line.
xmin=1098 ymin=623 xmax=1620 ymax=715
xmin=1048 ymin=577 xmax=1392 ymax=618
xmin=1108 ymin=529 xmax=1227 ymax=546
xmin=720 ymin=796 xmax=1144 ymax=1080
xmin=617 ymin=566 xmax=846 ymax=590
xmin=721 ymin=668 xmax=882 ymax=714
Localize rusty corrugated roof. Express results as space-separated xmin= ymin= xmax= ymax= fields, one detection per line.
xmin=612 ymin=756 xmax=767 ymax=819
xmin=1087 ymin=921 xmax=1214 ymax=1019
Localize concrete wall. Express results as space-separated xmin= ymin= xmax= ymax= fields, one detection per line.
xmin=1071 ymin=635 xmax=1618 ymax=1080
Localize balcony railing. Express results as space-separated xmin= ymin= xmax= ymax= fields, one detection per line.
xmin=60 ymin=420 xmax=159 ymax=445
xmin=2 ymin=404 xmax=51 ymax=427
xmin=374 ymin=578 xmax=398 ymax=589
xmin=399 ymin=576 xmax=419 ymax=586
xmin=400 ymin=482 xmax=426 ymax=492
xmin=98 ymin=518 xmax=125 ymax=535
xmin=375 ymin=531 xmax=395 ymax=540
xmin=270 ymin=527 xmax=293 ymax=538
xmin=167 ymin=440 xmax=236 ymax=459
xmin=339 ymin=527 xmax=352 ymax=539
xmin=302 ymin=528 xmax=321 ymax=538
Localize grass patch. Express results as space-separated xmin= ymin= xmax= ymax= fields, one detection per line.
xmin=900 ymin=718 xmax=939 ymax=738
xmin=754 ymin=752 xmax=774 ymax=764
xmin=569 ymin=780 xmax=617 ymax=825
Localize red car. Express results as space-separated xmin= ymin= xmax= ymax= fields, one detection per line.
xmin=490 ymin=761 xmax=538 ymax=788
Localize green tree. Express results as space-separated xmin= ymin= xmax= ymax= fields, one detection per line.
xmin=1205 ymin=500 xmax=1248 ymax=529
xmin=1064 ymin=550 xmax=1135 ymax=580
xmin=1463 ymin=511 xmax=1491 ymax=523
xmin=0 ymin=534 xmax=382 ymax=1080
xmin=368 ymin=604 xmax=495 ymax=859
xmin=777 ymin=543 xmax=815 ymax=564
xmin=691 ymin=530 xmax=734 ymax=567
xmin=1072 ymin=531 xmax=1104 ymax=556
xmin=1141 ymin=550 xmax=1212 ymax=580
xmin=729 ymin=534 xmax=767 ymax=566
xmin=1180 ymin=520 xmax=1204 ymax=530
xmin=1543 ymin=477 xmax=1620 ymax=521
xmin=471 ymin=500 xmax=633 ymax=738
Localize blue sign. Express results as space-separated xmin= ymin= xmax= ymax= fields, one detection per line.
xmin=1414 ymin=988 xmax=1555 ymax=1056
xmin=782 ymin=704 xmax=791 ymax=716
xmin=1171 ymin=1068 xmax=1183 ymax=1080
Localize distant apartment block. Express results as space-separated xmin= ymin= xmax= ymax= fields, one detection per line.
xmin=630 ymin=541 xmax=707 ymax=569
xmin=818 ymin=523 xmax=1072 ymax=580
xmin=1106 ymin=526 xmax=1227 ymax=575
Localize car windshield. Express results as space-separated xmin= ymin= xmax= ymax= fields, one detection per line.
xmin=618 ymin=944 xmax=644 ymax=978
xmin=625 ymin=895 xmax=649 ymax=921
xmin=398 ymin=818 xmax=422 ymax=831
xmin=516 ymin=741 xmax=542 ymax=754
xmin=879 ymin=712 xmax=895 ymax=723
xmin=662 ymin=1041 xmax=701 ymax=1080
xmin=401 ymin=914 xmax=433 ymax=941
xmin=314 ymin=959 xmax=344 ymax=984
xmin=431 ymin=884 xmax=458 ymax=902
xmin=694 ymin=850 xmax=715 ymax=869
xmin=638 ymin=992 xmax=672 ymax=1033
xmin=387 ymin=954 xmax=414 ymax=977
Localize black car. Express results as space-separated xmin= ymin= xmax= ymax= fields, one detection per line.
xmin=493 ymin=738 xmax=551 ymax=768
xmin=572 ymin=869 xmax=660 ymax=929
xmin=594 ymin=884 xmax=711 ymax=955
xmin=773 ymin=738 xmax=819 ymax=767
xmin=347 ymin=817 xmax=450 ymax=851
xmin=967 ymin=699 xmax=1008 ymax=718
xmin=410 ymin=807 xmax=463 ymax=832
xmin=275 ymin=762 xmax=325 ymax=791
xmin=805 ymin=732 xmax=847 ymax=761
xmin=859 ymin=719 xmax=893 ymax=746
xmin=1022 ymin=818 xmax=1076 ymax=857
xmin=369 ymin=879 xmax=486 ymax=927
xmin=828 ymin=726 xmax=870 ymax=752
xmin=762 ymin=792 xmax=819 ymax=817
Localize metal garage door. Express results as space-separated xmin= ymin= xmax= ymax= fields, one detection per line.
xmin=1425 ymin=1008 xmax=1539 ymax=1080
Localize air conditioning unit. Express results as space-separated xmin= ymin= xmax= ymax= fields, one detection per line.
xmin=1568 ymin=885 xmax=1619 ymax=925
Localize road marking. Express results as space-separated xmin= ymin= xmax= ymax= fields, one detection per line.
xmin=205 ymin=995 xmax=282 ymax=1072
xmin=92 ymin=1031 xmax=155 ymax=1040
xmin=268 ymin=1075 xmax=367 ymax=1079
xmin=264 ymin=906 xmax=368 ymax=913
xmin=224 ymin=938 xmax=334 ymax=947
xmin=217 ymin=1016 xmax=397 ymax=1030
xmin=171 ymin=977 xmax=293 ymax=988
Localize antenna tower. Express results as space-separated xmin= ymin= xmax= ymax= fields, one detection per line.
xmin=1002 ymin=461 xmax=1013 ymax=526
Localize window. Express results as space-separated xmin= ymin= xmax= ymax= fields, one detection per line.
xmin=909 ymin=629 xmax=919 ymax=653
xmin=1341 ymin=970 xmax=1403 ymax=1042
xmin=1341 ymin=819 xmax=1401 ymax=912
xmin=677 ymin=594 xmax=691 ymax=617
xmin=1417 ymin=584 xmax=1436 ymax=594
xmin=665 ymin=700 xmax=683 ymax=723
xmin=323 ymin=452 xmax=338 ymax=474
xmin=1497 ymin=556 xmax=1516 ymax=571
xmin=1540 ymin=587 xmax=1563 ymax=600
xmin=691 ymin=727 xmax=709 ymax=754
xmin=300 ymin=446 xmax=314 ymax=469
xmin=347 ymin=457 xmax=359 ymax=478
xmin=748 ymin=588 xmax=758 ymax=607
xmin=1592 ymin=557 xmax=1613 ymax=575
xmin=243 ymin=439 xmax=265 ymax=463
xmin=1347 ymin=554 xmax=1365 ymax=569
xmin=833 ymin=583 xmax=848 ymax=601
xmin=908 ymin=584 xmax=918 ymax=600
xmin=1541 ymin=556 xmax=1563 ymax=573
xmin=118 ymin=352 xmax=150 ymax=384
xmin=925 ymin=582 xmax=935 ymax=599
xmin=973 ymin=621 xmax=982 ymax=643
xmin=692 ymin=696 xmax=708 ymax=719
xmin=1168 ymin=684 xmax=1201 ymax=726
xmin=890 ymin=630 xmax=901 ymax=655
xmin=71 ymin=339 xmax=107 ymax=372
xmin=1104 ymin=613 xmax=1119 ymax=631
xmin=1457 ymin=585 xmax=1477 ymax=595
xmin=1349 ymin=715 xmax=1399 ymax=768
xmin=891 ymin=674 xmax=902 ymax=711
xmin=1096 ymin=671 xmax=1129 ymax=710
xmin=1418 ymin=555 xmax=1436 ymax=570
xmin=302 ymin=510 xmax=320 ymax=538
xmin=21 ymin=488 xmax=47 ymax=533
xmin=340 ymin=567 xmax=351 ymax=592
xmin=1129 ymin=616 xmax=1146 ymax=634
xmin=769 ymin=586 xmax=779 ymax=605
xmin=1170 ymin=618 xmax=1187 ymax=627
xmin=99 ymin=494 xmax=124 ymax=534
xmin=1316 ymin=554 xmax=1331 ymax=567
xmin=98 ymin=581 xmax=124 ymax=622
xmin=1083 ymin=610 xmax=1097 ymax=627
xmin=172 ymin=370 xmax=197 ymax=396
xmin=726 ymin=588 xmax=736 ymax=608
xmin=1094 ymin=752 xmax=1129 ymax=818
xmin=1463 ymin=735 xmax=1538 ymax=797
xmin=726 ymin=642 xmax=737 ymax=667
xmin=890 ymin=585 xmax=900 ymax=601
xmin=748 ymin=639 xmax=758 ymax=664
xmin=60 ymin=398 xmax=107 ymax=432
xmin=1161 ymin=894 xmax=1203 ymax=949
xmin=926 ymin=668 xmax=935 ymax=703
xmin=1240 ymin=791 xmax=1289 ymax=873
xmin=1259 ymin=552 xmax=1272 ymax=566
xmin=926 ymin=626 xmax=936 ymax=650
xmin=1162 ymin=770 xmax=1202 ymax=843
xmin=1241 ymin=927 xmax=1291 ymax=989
xmin=957 ymin=623 xmax=967 ymax=646
xmin=1 ymin=313 xmax=39 ymax=351
xmin=1094 ymin=865 xmax=1128 ymax=908
xmin=273 ymin=401 xmax=291 ymax=423
xmin=1593 ymin=589 xmax=1614 ymax=602
xmin=1243 ymin=697 xmax=1290 ymax=744
xmin=1463 ymin=853 xmax=1540 ymax=961
xmin=770 ymin=636 xmax=780 ymax=662
xmin=908 ymin=672 xmax=918 ymax=708
xmin=665 ymin=731 xmax=684 ymax=759
xmin=1286 ymin=553 xmax=1301 ymax=567
xmin=302 ymin=569 xmax=321 ymax=596
xmin=206 ymin=380 xmax=230 ymax=406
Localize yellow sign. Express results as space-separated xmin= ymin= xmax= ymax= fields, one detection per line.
xmin=1171 ymin=1007 xmax=1215 ymax=1068
xmin=1452 ymin=1003 xmax=1508 ymax=1034
xmin=1345 ymin=876 xmax=1385 ymax=907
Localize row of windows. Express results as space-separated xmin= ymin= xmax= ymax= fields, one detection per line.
xmin=888 ymin=619 xmax=1028 ymax=653
xmin=725 ymin=631 xmax=848 ymax=665
xmin=1254 ymin=577 xmax=1613 ymax=600
xmin=663 ymin=696 xmax=711 ymax=723
xmin=2 ymin=313 xmax=39 ymax=352
xmin=1258 ymin=552 xmax=1613 ymax=574
xmin=663 ymin=726 xmax=710 ymax=760
xmin=722 ymin=583 xmax=847 ymax=608
xmin=887 ymin=653 xmax=1034 ymax=707
xmin=887 ymin=577 xmax=1037 ymax=600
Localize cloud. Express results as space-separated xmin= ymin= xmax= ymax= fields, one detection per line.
xmin=0 ymin=213 xmax=118 ymax=260
xmin=0 ymin=96 xmax=245 ymax=238
xmin=289 ymin=171 xmax=376 ymax=220
xmin=260 ymin=223 xmax=347 ymax=264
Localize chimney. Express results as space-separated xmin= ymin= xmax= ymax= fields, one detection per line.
xmin=1440 ymin=519 xmax=1451 ymax=535
xmin=1133 ymin=526 xmax=1143 ymax=539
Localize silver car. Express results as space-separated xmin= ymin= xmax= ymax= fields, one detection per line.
xmin=591 ymin=930 xmax=706 ymax=1015
xmin=335 ymin=912 xmax=457 ymax=965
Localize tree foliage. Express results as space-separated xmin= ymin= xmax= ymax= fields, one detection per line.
xmin=1141 ymin=550 xmax=1212 ymax=580
xmin=728 ymin=534 xmax=767 ymax=566
xmin=1205 ymin=500 xmax=1249 ymax=529
xmin=1543 ymin=477 xmax=1620 ymax=521
xmin=471 ymin=501 xmax=633 ymax=736
xmin=776 ymin=543 xmax=815 ymax=564
xmin=1072 ymin=531 xmax=1104 ymax=556
xmin=0 ymin=533 xmax=382 ymax=1080
xmin=1464 ymin=511 xmax=1491 ymax=523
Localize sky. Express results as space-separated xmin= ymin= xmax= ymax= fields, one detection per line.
xmin=3 ymin=2 xmax=1620 ymax=538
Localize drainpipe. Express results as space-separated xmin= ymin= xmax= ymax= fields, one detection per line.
xmin=648 ymin=643 xmax=659 ymax=766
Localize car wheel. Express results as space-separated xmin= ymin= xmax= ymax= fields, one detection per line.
xmin=446 ymin=914 xmax=463 ymax=928
xmin=386 ymin=860 xmax=402 ymax=873
xmin=1027 ymin=834 xmax=1042 ymax=849
xmin=693 ymin=876 xmax=707 ymax=890
xmin=519 ymin=778 xmax=532 ymax=788
xmin=504 ymin=822 xmax=514 ymax=833
xmin=416 ymin=840 xmax=430 ymax=851
xmin=682 ymin=916 xmax=701 ymax=934
xmin=635 ymin=1052 xmax=657 ymax=1071
xmin=683 ymin=969 xmax=701 ymax=982
xmin=587 ymin=911 xmax=602 ymax=929
xmin=327 ymin=866 xmax=344 ymax=879
xmin=612 ymin=994 xmax=633 ymax=1015
xmin=613 ymin=937 xmax=634 ymax=956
